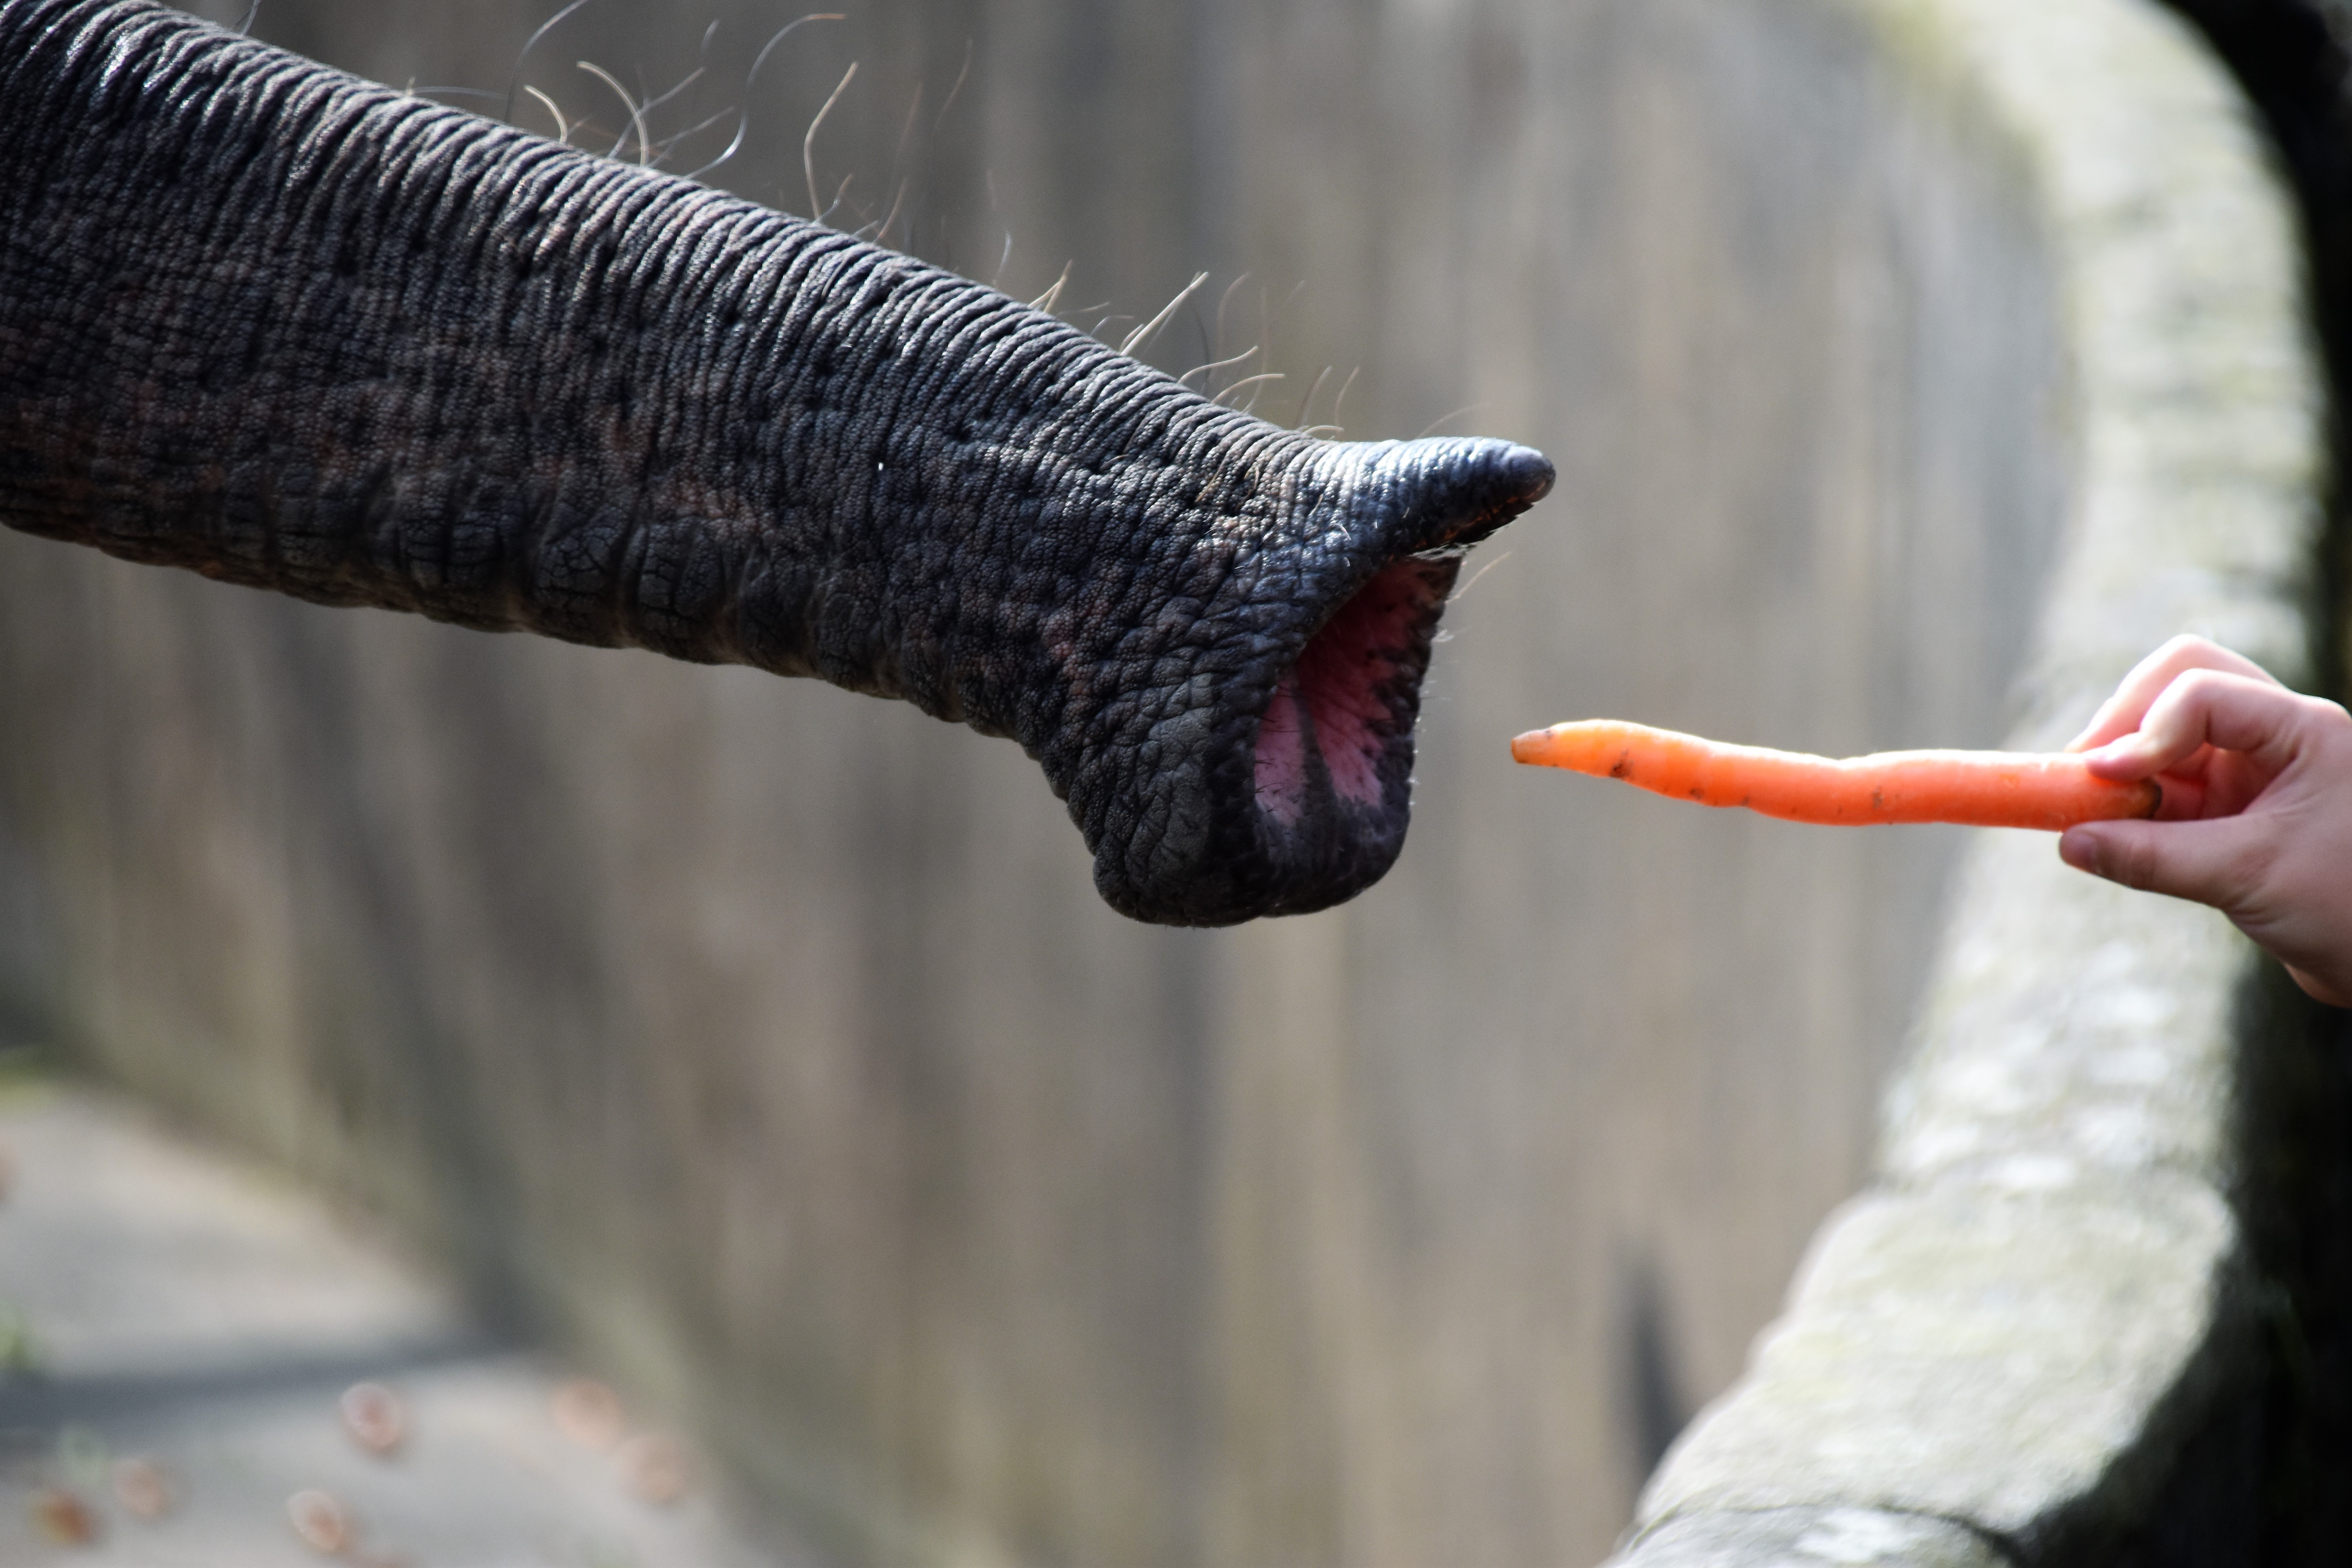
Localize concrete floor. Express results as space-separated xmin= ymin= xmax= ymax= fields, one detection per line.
xmin=0 ymin=1078 xmax=809 ymax=1568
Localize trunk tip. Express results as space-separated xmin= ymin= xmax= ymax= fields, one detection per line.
xmin=1376 ymin=436 xmax=1555 ymax=548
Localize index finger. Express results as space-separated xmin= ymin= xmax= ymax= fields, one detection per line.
xmin=2082 ymin=666 xmax=2315 ymax=788
xmin=2067 ymin=634 xmax=2281 ymax=751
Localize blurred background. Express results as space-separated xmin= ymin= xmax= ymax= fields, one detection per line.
xmin=0 ymin=0 xmax=2081 ymax=1562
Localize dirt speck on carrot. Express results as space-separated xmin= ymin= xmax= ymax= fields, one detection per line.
xmin=1513 ymin=719 xmax=2158 ymax=830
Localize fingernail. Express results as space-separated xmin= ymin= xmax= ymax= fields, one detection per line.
xmin=2058 ymin=829 xmax=2099 ymax=874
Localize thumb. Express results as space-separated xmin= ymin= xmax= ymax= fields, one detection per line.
xmin=2058 ymin=816 xmax=2262 ymax=911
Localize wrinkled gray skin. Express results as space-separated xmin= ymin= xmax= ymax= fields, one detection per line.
xmin=0 ymin=0 xmax=1552 ymax=926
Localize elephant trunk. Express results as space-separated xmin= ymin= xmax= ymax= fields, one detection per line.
xmin=0 ymin=0 xmax=1553 ymax=926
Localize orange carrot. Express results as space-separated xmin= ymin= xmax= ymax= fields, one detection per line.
xmin=1511 ymin=719 xmax=2158 ymax=829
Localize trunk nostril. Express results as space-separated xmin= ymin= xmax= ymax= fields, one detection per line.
xmin=1247 ymin=554 xmax=1458 ymax=880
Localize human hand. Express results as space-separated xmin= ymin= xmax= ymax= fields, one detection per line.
xmin=2058 ymin=634 xmax=2352 ymax=1007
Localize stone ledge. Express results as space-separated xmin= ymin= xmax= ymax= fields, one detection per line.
xmin=1638 ymin=1177 xmax=2250 ymax=1552
xmin=1608 ymin=0 xmax=2322 ymax=1559
xmin=1884 ymin=832 xmax=2249 ymax=1196
xmin=1615 ymin=1508 xmax=2008 ymax=1568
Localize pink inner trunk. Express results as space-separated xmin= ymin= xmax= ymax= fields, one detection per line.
xmin=1253 ymin=563 xmax=1435 ymax=825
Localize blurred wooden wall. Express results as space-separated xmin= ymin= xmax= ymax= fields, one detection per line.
xmin=0 ymin=1 xmax=2071 ymax=1562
